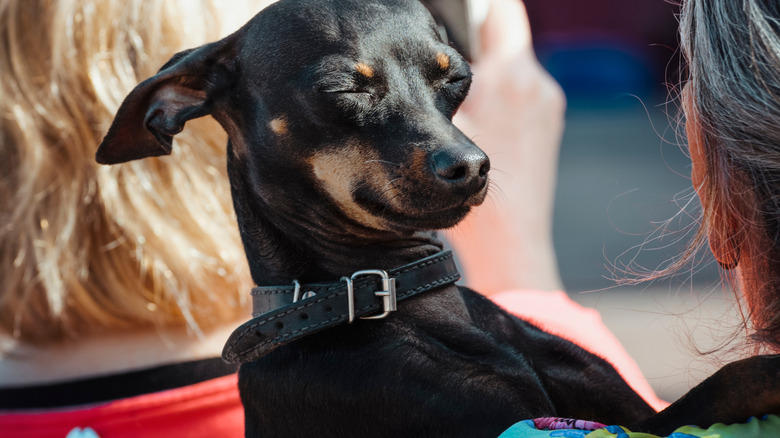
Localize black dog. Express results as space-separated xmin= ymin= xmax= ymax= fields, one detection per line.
xmin=96 ymin=0 xmax=780 ymax=436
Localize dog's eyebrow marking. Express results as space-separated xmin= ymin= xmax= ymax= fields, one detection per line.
xmin=354 ymin=62 xmax=375 ymax=78
xmin=269 ymin=117 xmax=288 ymax=135
xmin=436 ymin=52 xmax=450 ymax=70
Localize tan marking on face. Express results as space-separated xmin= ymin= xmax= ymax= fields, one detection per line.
xmin=436 ymin=52 xmax=450 ymax=70
xmin=308 ymin=145 xmax=394 ymax=230
xmin=408 ymin=149 xmax=430 ymax=183
xmin=269 ymin=117 xmax=288 ymax=135
xmin=355 ymin=62 xmax=375 ymax=78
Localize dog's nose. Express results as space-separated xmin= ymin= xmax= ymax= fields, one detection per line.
xmin=430 ymin=147 xmax=490 ymax=186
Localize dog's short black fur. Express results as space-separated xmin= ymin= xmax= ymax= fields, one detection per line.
xmin=96 ymin=0 xmax=780 ymax=436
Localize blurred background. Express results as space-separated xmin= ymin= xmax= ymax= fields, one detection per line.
xmin=525 ymin=0 xmax=694 ymax=291
xmin=524 ymin=0 xmax=739 ymax=403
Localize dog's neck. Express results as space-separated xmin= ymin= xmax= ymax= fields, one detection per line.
xmin=228 ymin=155 xmax=444 ymax=286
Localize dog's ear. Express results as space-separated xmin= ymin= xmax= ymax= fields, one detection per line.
xmin=96 ymin=36 xmax=238 ymax=165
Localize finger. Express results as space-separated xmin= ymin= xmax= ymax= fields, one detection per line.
xmin=479 ymin=0 xmax=532 ymax=60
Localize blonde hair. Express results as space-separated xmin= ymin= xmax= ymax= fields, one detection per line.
xmin=0 ymin=0 xmax=268 ymax=342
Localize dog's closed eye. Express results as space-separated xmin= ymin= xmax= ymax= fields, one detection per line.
xmin=315 ymin=59 xmax=380 ymax=92
xmin=314 ymin=64 xmax=387 ymax=120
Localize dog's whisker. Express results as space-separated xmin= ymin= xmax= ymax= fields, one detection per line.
xmin=381 ymin=177 xmax=401 ymax=193
xmin=364 ymin=159 xmax=402 ymax=167
xmin=350 ymin=180 xmax=371 ymax=195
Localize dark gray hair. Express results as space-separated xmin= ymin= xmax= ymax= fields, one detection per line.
xmin=681 ymin=0 xmax=780 ymax=348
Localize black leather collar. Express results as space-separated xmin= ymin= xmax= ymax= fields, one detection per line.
xmin=222 ymin=251 xmax=460 ymax=364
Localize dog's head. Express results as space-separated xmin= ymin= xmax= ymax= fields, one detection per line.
xmin=97 ymin=0 xmax=488 ymax=241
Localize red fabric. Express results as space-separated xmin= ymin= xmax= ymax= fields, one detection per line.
xmin=491 ymin=289 xmax=669 ymax=411
xmin=0 ymin=374 xmax=243 ymax=438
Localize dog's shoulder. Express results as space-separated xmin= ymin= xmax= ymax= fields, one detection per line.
xmin=457 ymin=286 xmax=549 ymax=342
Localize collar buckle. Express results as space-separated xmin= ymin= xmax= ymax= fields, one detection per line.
xmin=341 ymin=269 xmax=397 ymax=323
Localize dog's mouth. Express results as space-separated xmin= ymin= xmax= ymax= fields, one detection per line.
xmin=354 ymin=177 xmax=489 ymax=231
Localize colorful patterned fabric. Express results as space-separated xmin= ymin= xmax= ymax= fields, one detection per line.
xmin=532 ymin=417 xmax=607 ymax=431
xmin=498 ymin=415 xmax=780 ymax=438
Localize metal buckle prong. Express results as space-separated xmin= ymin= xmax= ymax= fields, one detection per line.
xmin=292 ymin=279 xmax=302 ymax=303
xmin=292 ymin=279 xmax=317 ymax=303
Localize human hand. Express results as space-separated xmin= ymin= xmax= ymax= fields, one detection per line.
xmin=448 ymin=0 xmax=565 ymax=294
